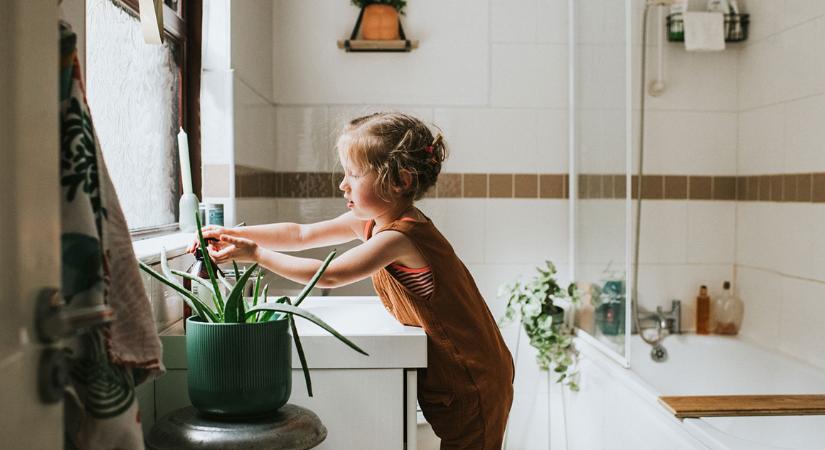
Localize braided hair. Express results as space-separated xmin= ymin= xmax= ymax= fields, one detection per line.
xmin=336 ymin=112 xmax=448 ymax=201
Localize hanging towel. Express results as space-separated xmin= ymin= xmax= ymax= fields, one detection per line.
xmin=60 ymin=20 xmax=164 ymax=450
xmin=683 ymin=11 xmax=726 ymax=51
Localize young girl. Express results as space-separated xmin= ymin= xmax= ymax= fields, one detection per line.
xmin=193 ymin=112 xmax=514 ymax=449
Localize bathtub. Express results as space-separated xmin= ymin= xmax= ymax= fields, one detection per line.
xmin=557 ymin=334 xmax=825 ymax=450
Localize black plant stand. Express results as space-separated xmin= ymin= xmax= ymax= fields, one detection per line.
xmin=146 ymin=404 xmax=327 ymax=450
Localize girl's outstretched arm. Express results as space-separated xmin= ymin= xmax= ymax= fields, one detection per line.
xmin=209 ymin=230 xmax=416 ymax=289
xmin=194 ymin=211 xmax=365 ymax=253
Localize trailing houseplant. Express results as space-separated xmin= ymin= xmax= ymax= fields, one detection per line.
xmin=498 ymin=261 xmax=581 ymax=391
xmin=139 ymin=214 xmax=368 ymax=416
xmin=350 ymin=0 xmax=407 ymax=40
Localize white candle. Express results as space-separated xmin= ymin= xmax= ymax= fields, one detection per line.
xmin=178 ymin=128 xmax=193 ymax=195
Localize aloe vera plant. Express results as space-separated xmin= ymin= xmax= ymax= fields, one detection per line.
xmin=138 ymin=213 xmax=368 ymax=396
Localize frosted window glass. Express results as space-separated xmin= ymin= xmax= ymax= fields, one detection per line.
xmin=86 ymin=0 xmax=181 ymax=230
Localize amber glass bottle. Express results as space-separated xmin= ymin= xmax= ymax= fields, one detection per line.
xmin=695 ymin=285 xmax=711 ymax=335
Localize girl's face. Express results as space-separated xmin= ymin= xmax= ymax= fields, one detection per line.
xmin=338 ymin=150 xmax=394 ymax=220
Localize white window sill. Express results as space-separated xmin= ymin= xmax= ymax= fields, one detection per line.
xmin=133 ymin=231 xmax=195 ymax=264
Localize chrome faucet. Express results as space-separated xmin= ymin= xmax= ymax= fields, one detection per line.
xmin=635 ymin=299 xmax=681 ymax=335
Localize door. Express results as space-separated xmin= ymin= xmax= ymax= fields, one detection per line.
xmin=0 ymin=1 xmax=63 ymax=447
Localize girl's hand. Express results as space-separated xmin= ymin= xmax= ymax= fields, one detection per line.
xmin=208 ymin=234 xmax=260 ymax=264
xmin=186 ymin=225 xmax=232 ymax=253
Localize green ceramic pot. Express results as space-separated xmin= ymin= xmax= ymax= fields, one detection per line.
xmin=186 ymin=316 xmax=292 ymax=417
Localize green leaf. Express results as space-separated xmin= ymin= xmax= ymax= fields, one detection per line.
xmin=259 ymin=296 xmax=289 ymax=323
xmin=255 ymin=283 xmax=269 ymax=323
xmin=139 ymin=261 xmax=218 ymax=323
xmin=294 ymin=250 xmax=336 ymax=307
xmin=224 ymin=263 xmax=259 ymax=323
xmin=289 ymin=310 xmax=313 ymax=397
xmin=195 ymin=213 xmax=224 ymax=309
xmin=253 ymin=270 xmax=263 ymax=308
xmin=245 ymin=303 xmax=368 ymax=356
xmin=171 ymin=270 xmax=223 ymax=321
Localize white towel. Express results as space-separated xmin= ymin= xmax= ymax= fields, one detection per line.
xmin=683 ymin=12 xmax=725 ymax=51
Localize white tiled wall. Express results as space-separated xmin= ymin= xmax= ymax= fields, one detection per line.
xmin=735 ymin=0 xmax=825 ymax=369
xmin=263 ymin=2 xmax=571 ymax=448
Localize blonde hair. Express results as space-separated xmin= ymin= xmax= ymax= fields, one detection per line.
xmin=337 ymin=112 xmax=448 ymax=201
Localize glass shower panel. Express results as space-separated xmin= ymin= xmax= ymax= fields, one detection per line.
xmin=571 ymin=0 xmax=631 ymax=361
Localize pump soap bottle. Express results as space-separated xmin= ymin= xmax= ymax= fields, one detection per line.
xmin=713 ymin=281 xmax=743 ymax=335
xmin=695 ymin=285 xmax=711 ymax=335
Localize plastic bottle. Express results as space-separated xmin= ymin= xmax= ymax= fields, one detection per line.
xmin=695 ymin=285 xmax=711 ymax=335
xmin=182 ymin=250 xmax=219 ymax=331
xmin=713 ymin=281 xmax=744 ymax=335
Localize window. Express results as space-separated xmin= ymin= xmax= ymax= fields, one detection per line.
xmin=85 ymin=0 xmax=200 ymax=232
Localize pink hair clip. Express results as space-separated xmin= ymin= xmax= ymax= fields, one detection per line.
xmin=424 ymin=145 xmax=434 ymax=154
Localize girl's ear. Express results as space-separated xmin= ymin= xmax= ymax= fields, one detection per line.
xmin=395 ymin=170 xmax=413 ymax=193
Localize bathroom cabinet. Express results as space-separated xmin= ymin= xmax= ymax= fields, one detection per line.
xmin=138 ymin=296 xmax=427 ymax=450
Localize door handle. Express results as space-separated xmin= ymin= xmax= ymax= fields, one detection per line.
xmin=35 ymin=287 xmax=115 ymax=343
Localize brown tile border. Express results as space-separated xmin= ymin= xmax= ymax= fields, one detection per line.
xmin=228 ymin=166 xmax=825 ymax=203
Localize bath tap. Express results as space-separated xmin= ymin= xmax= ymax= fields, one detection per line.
xmin=636 ymin=300 xmax=681 ymax=336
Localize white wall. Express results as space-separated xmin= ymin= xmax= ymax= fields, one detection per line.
xmin=253 ymin=1 xmax=573 ymax=448
xmin=735 ymin=0 xmax=825 ymax=370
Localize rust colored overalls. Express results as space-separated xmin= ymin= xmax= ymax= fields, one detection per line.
xmin=367 ymin=217 xmax=515 ymax=450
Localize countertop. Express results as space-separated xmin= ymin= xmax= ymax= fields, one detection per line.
xmin=160 ymin=296 xmax=427 ymax=370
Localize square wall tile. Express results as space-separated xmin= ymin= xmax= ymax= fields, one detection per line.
xmin=491 ymin=43 xmax=568 ymax=108
xmin=778 ymin=18 xmax=825 ymax=102
xmin=236 ymin=198 xmax=279 ymax=226
xmin=275 ymin=106 xmax=332 ymax=172
xmin=418 ymin=199 xmax=486 ymax=264
xmin=783 ymin=94 xmax=825 ymax=173
xmin=535 ymin=109 xmax=569 ymax=172
xmin=491 ymin=0 xmax=538 ymax=43
xmin=778 ymin=277 xmax=825 ymax=370
xmin=637 ymin=201 xmax=687 ymax=264
xmin=738 ymin=34 xmax=784 ymax=110
xmin=230 ymin=0 xmax=274 ymax=102
xmin=576 ymin=200 xmax=625 ymax=265
xmin=686 ymin=201 xmax=735 ymax=265
xmin=644 ymin=111 xmax=737 ymax=175
xmin=484 ymin=199 xmax=569 ymax=265
xmin=537 ymin=0 xmax=569 ymax=44
xmin=737 ymin=267 xmax=782 ymax=349
xmin=436 ymin=108 xmax=541 ymax=173
xmin=646 ymin=46 xmax=739 ymax=112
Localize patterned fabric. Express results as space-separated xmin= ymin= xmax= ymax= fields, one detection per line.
xmin=60 ymin=20 xmax=163 ymax=450
xmin=386 ymin=263 xmax=434 ymax=298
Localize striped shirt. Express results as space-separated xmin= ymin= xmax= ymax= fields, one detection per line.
xmin=386 ymin=262 xmax=435 ymax=298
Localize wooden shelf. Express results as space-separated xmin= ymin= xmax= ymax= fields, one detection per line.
xmin=337 ymin=39 xmax=419 ymax=52
xmin=659 ymin=395 xmax=825 ymax=419
xmin=339 ymin=6 xmax=417 ymax=53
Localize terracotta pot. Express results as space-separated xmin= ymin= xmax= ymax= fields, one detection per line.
xmin=361 ymin=4 xmax=399 ymax=40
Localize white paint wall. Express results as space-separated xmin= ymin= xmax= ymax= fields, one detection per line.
xmin=735 ymin=0 xmax=825 ymax=370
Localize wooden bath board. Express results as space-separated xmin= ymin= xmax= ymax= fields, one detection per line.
xmin=659 ymin=395 xmax=825 ymax=419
